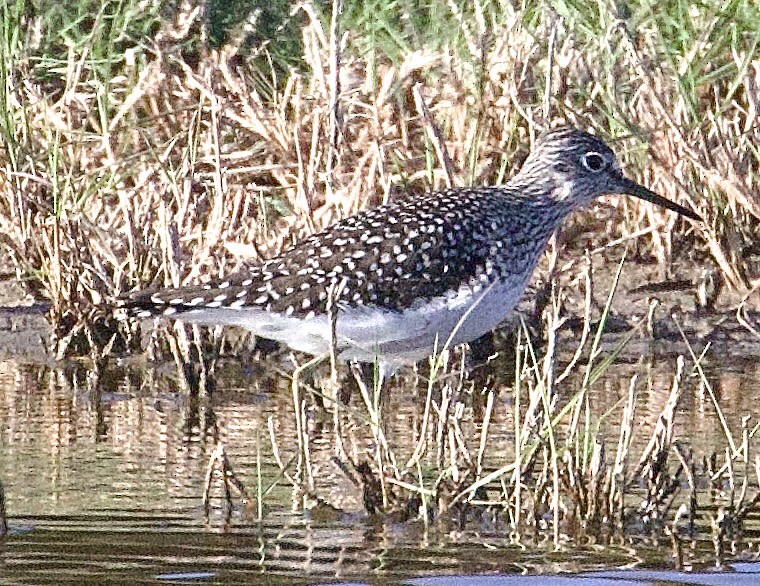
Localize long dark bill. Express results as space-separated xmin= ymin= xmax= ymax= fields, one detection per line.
xmin=619 ymin=176 xmax=701 ymax=222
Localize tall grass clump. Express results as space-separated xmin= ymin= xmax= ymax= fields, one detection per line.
xmin=252 ymin=259 xmax=760 ymax=565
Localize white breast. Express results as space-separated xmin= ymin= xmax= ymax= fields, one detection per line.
xmin=334 ymin=274 xmax=531 ymax=367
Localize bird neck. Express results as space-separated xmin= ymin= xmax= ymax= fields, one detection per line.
xmin=505 ymin=169 xmax=576 ymax=230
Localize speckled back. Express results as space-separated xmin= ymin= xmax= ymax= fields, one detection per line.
xmin=124 ymin=185 xmax=564 ymax=319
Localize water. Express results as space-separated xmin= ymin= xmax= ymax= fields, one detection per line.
xmin=1 ymin=328 xmax=760 ymax=583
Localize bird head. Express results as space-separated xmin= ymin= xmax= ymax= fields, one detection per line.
xmin=518 ymin=127 xmax=701 ymax=222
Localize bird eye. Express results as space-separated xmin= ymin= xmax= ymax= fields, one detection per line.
xmin=580 ymin=151 xmax=608 ymax=172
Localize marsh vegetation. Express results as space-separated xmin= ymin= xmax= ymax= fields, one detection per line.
xmin=0 ymin=0 xmax=759 ymax=580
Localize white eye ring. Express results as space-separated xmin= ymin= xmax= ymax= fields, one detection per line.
xmin=580 ymin=151 xmax=608 ymax=172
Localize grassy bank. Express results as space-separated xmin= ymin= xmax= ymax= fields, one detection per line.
xmin=0 ymin=0 xmax=757 ymax=349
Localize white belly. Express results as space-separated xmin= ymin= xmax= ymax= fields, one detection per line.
xmin=336 ymin=275 xmax=529 ymax=366
xmin=172 ymin=275 xmax=529 ymax=369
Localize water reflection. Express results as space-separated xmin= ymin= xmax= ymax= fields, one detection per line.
xmin=0 ymin=345 xmax=759 ymax=581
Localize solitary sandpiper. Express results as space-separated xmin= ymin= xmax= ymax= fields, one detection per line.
xmin=121 ymin=127 xmax=700 ymax=370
